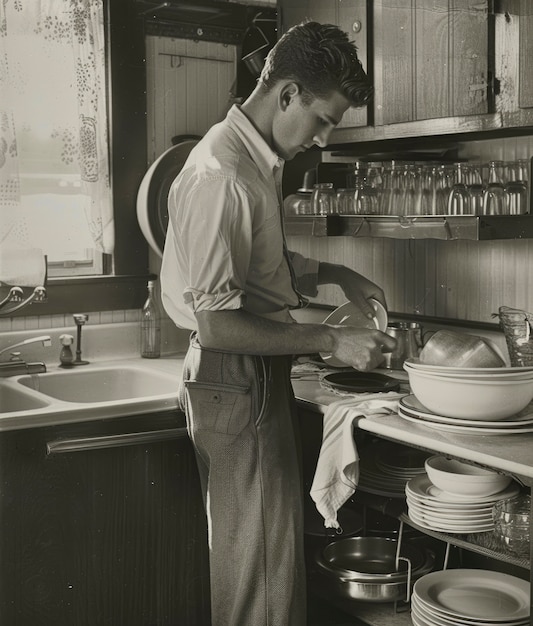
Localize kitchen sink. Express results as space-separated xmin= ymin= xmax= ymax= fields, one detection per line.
xmin=16 ymin=365 xmax=178 ymax=403
xmin=0 ymin=383 xmax=51 ymax=412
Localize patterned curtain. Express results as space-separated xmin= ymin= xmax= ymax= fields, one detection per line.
xmin=0 ymin=0 xmax=113 ymax=254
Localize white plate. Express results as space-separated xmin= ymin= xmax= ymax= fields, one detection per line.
xmin=412 ymin=594 xmax=528 ymax=626
xmin=398 ymin=408 xmax=533 ymax=435
xmin=320 ymin=299 xmax=388 ymax=367
xmin=406 ymin=499 xmax=494 ymax=520
xmin=411 ymin=594 xmax=529 ymax=626
xmin=407 ymin=509 xmax=494 ymax=533
xmin=400 ymin=395 xmax=533 ymax=427
xmin=406 ymin=474 xmax=520 ymax=506
xmin=414 ymin=569 xmax=531 ymax=621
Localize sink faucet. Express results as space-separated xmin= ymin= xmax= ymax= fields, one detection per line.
xmin=0 ymin=334 xmax=51 ymax=377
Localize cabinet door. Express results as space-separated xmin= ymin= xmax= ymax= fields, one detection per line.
xmin=0 ymin=413 xmax=210 ymax=626
xmin=376 ymin=0 xmax=490 ymax=125
xmin=278 ymin=0 xmax=369 ymax=128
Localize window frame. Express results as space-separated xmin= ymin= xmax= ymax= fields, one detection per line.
xmin=8 ymin=0 xmax=152 ymax=318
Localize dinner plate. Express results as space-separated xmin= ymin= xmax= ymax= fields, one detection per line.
xmin=398 ymin=408 xmax=533 ymax=435
xmin=321 ymin=371 xmax=401 ymax=394
xmin=320 ymin=299 xmax=388 ymax=367
xmin=414 ymin=569 xmax=531 ymax=622
xmin=411 ymin=594 xmax=529 ymax=626
xmin=400 ymin=395 xmax=533 ymax=427
xmin=406 ymin=474 xmax=520 ymax=506
xmin=406 ymin=500 xmax=494 ymax=521
xmin=407 ymin=509 xmax=494 ymax=533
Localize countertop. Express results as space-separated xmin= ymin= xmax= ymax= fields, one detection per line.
xmin=292 ymin=374 xmax=533 ymax=484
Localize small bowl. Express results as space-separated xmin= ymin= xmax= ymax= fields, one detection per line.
xmin=419 ymin=330 xmax=505 ymax=368
xmin=425 ymin=455 xmax=512 ymax=497
xmin=405 ymin=367 xmax=533 ymax=420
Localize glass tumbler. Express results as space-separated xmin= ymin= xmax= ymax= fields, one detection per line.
xmin=336 ymin=188 xmax=357 ymax=215
xmin=311 ymin=183 xmax=336 ymax=215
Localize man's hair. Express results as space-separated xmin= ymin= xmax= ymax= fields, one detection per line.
xmin=259 ymin=21 xmax=372 ymax=107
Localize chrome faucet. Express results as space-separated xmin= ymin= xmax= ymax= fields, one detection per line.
xmin=0 ymin=334 xmax=51 ymax=377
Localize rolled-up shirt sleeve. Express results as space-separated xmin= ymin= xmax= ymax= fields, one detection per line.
xmin=175 ymin=176 xmax=252 ymax=314
xmin=288 ymin=251 xmax=320 ymax=298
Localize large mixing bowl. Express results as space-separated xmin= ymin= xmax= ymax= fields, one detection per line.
xmin=404 ymin=367 xmax=533 ymax=420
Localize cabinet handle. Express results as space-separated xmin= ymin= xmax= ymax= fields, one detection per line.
xmin=46 ymin=427 xmax=189 ymax=455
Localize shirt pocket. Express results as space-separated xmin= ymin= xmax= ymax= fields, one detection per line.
xmin=184 ymin=380 xmax=252 ymax=435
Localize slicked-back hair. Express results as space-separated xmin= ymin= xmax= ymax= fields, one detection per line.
xmin=259 ymin=21 xmax=372 ymax=107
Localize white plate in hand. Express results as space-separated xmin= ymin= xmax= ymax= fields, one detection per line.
xmin=319 ymin=299 xmax=388 ymax=367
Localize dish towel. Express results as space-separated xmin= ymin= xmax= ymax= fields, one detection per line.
xmin=0 ymin=247 xmax=46 ymax=287
xmin=310 ymin=391 xmax=406 ymax=530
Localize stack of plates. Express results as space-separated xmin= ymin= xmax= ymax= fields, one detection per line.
xmin=406 ymin=473 xmax=520 ymax=534
xmin=411 ymin=569 xmax=530 ymax=626
xmin=398 ymin=394 xmax=533 ymax=435
xmin=359 ymin=441 xmax=429 ymax=498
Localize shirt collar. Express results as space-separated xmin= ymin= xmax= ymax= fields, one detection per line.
xmin=226 ymin=104 xmax=284 ymax=175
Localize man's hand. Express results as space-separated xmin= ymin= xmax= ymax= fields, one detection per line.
xmin=318 ymin=262 xmax=387 ymax=319
xmin=329 ymin=327 xmax=396 ymax=371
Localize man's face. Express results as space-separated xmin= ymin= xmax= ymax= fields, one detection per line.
xmin=273 ymin=88 xmax=352 ymax=161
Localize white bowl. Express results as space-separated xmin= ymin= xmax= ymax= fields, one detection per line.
xmin=320 ymin=299 xmax=388 ymax=367
xmin=425 ymin=455 xmax=512 ymax=497
xmin=405 ymin=367 xmax=533 ymax=420
xmin=404 ymin=359 xmax=533 ymax=381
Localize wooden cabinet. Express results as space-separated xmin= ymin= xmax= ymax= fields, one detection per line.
xmin=278 ymin=0 xmax=533 ymax=142
xmin=0 ymin=411 xmax=210 ymax=626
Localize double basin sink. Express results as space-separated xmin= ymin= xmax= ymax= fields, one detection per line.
xmin=0 ymin=359 xmax=181 ymax=429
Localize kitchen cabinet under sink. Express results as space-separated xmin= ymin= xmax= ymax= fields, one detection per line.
xmin=0 ymin=410 xmax=210 ymax=626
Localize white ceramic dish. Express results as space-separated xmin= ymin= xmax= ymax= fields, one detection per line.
xmin=320 ymin=299 xmax=388 ymax=367
xmin=425 ymin=455 xmax=512 ymax=497
xmin=404 ymin=367 xmax=533 ymax=420
xmin=404 ymin=358 xmax=533 ymax=376
xmin=406 ymin=474 xmax=519 ymax=507
xmin=413 ymin=569 xmax=530 ymax=622
xmin=400 ymin=395 xmax=533 ymax=427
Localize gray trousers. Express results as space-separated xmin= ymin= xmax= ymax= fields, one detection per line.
xmin=179 ymin=334 xmax=306 ymax=626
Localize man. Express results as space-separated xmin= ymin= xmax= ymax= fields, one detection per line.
xmin=161 ymin=21 xmax=396 ymax=626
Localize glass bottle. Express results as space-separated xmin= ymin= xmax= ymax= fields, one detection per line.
xmin=141 ymin=279 xmax=161 ymax=358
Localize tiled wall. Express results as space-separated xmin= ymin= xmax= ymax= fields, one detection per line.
xmin=0 ymin=310 xmax=141 ymax=334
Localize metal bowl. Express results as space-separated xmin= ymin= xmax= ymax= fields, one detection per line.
xmin=314 ymin=536 xmax=435 ymax=603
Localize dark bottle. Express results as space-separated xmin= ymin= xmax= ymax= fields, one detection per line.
xmin=141 ymin=280 xmax=161 ymax=358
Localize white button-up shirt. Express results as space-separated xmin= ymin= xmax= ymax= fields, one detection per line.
xmin=160 ymin=105 xmax=319 ymax=330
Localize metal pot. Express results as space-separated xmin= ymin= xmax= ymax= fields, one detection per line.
xmin=313 ymin=536 xmax=434 ymax=603
xmin=383 ymin=321 xmax=422 ymax=369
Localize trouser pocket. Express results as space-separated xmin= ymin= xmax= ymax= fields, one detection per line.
xmin=184 ymin=380 xmax=252 ymax=436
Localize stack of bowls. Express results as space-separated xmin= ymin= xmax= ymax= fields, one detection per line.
xmin=403 ymin=330 xmax=533 ymax=421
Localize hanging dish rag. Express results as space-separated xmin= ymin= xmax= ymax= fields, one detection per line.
xmin=0 ymin=247 xmax=46 ymax=287
xmin=310 ymin=391 xmax=406 ymax=530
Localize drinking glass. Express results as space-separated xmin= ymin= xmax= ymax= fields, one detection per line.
xmin=311 ymin=183 xmax=336 ymax=215
xmin=336 ymin=188 xmax=357 ymax=215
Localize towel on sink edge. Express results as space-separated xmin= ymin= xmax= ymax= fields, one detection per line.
xmin=310 ymin=392 xmax=406 ymax=530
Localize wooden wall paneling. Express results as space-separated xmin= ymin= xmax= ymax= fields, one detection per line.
xmin=494 ymin=1 xmax=520 ymax=115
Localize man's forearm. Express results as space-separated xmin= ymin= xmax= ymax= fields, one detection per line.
xmin=196 ymin=308 xmax=336 ymax=355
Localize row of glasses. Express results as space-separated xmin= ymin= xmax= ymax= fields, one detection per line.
xmin=309 ymin=159 xmax=530 ymax=217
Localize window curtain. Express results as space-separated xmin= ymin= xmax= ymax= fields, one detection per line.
xmin=0 ymin=0 xmax=113 ymax=254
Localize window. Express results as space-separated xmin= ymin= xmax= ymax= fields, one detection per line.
xmin=1 ymin=0 xmax=151 ymax=315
